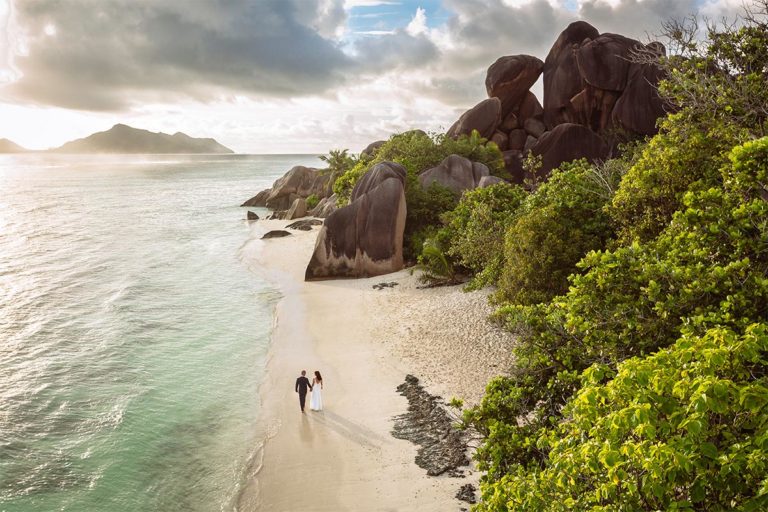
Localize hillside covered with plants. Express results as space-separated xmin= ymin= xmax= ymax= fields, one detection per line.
xmin=319 ymin=3 xmax=768 ymax=510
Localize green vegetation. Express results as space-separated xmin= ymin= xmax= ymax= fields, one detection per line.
xmin=448 ymin=6 xmax=768 ymax=510
xmin=305 ymin=194 xmax=319 ymax=210
xmin=496 ymin=159 xmax=622 ymax=305
xmin=331 ymin=129 xmax=505 ymax=261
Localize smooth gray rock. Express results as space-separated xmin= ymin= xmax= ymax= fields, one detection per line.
xmin=285 ymin=198 xmax=307 ymax=220
xmin=309 ymin=194 xmax=338 ymax=218
xmin=490 ymin=131 xmax=509 ymax=151
xmin=508 ymin=129 xmax=528 ymax=150
xmin=246 ymin=211 xmax=259 ymax=221
xmin=523 ymin=135 xmax=538 ymax=153
xmin=478 ymin=175 xmax=506 ymax=188
xmin=419 ymin=155 xmax=488 ymax=195
xmin=264 ymin=166 xmax=325 ymax=210
xmin=362 ymin=140 xmax=386 ymax=157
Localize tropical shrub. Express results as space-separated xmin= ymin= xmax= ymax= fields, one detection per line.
xmin=441 ymin=183 xmax=528 ymax=289
xmin=496 ymin=160 xmax=620 ymax=305
xmin=305 ymin=194 xmax=319 ymax=210
xmin=480 ymin=324 xmax=768 ymax=511
xmin=465 ymin=138 xmax=768 ymax=508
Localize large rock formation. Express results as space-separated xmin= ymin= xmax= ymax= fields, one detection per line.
xmin=305 ymin=162 xmax=407 ymax=280
xmin=242 ymin=165 xmax=330 ymax=212
xmin=531 ymin=123 xmax=609 ymax=176
xmin=419 ymin=155 xmax=490 ymax=195
xmin=447 ymin=20 xmax=667 ymax=183
xmin=485 ymin=55 xmax=543 ymax=117
xmin=446 ymin=98 xmax=502 ymax=139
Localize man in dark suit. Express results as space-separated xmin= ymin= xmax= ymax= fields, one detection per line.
xmin=295 ymin=370 xmax=313 ymax=413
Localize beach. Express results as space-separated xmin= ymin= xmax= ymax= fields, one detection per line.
xmin=242 ymin=220 xmax=516 ymax=511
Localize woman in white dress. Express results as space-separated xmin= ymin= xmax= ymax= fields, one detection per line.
xmin=310 ymin=370 xmax=323 ymax=411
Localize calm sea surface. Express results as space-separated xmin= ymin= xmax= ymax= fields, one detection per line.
xmin=0 ymin=154 xmax=320 ymax=512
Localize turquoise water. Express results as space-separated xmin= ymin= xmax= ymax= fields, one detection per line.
xmin=0 ymin=154 xmax=320 ymax=512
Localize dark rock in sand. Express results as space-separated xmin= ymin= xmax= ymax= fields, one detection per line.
xmin=391 ymin=375 xmax=469 ymax=477
xmin=446 ymin=98 xmax=502 ymax=139
xmin=419 ymin=155 xmax=489 ymax=195
xmin=241 ymin=189 xmax=270 ymax=207
xmin=246 ymin=211 xmax=259 ymax=221
xmin=305 ymin=162 xmax=407 ymax=280
xmin=532 ymin=122 xmax=609 ymax=177
xmin=485 ymin=54 xmax=543 ymax=117
xmin=456 ymin=483 xmax=477 ymax=504
xmin=286 ymin=219 xmax=323 ymax=231
xmin=543 ymin=21 xmax=600 ymax=129
xmin=262 ymin=230 xmax=292 ymax=239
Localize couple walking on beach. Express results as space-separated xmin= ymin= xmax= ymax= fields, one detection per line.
xmin=295 ymin=370 xmax=323 ymax=413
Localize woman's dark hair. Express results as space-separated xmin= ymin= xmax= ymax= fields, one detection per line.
xmin=314 ymin=371 xmax=322 ymax=381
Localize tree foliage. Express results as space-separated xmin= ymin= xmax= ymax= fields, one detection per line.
xmin=465 ymin=136 xmax=768 ymax=510
xmin=441 ymin=183 xmax=528 ymax=289
xmin=496 ymin=160 xmax=622 ymax=305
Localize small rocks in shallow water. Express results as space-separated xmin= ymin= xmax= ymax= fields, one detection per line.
xmin=372 ymin=281 xmax=398 ymax=290
xmin=456 ymin=483 xmax=477 ymax=504
xmin=286 ymin=219 xmax=322 ymax=231
xmin=261 ymin=230 xmax=292 ymax=239
xmin=391 ymin=374 xmax=469 ymax=477
xmin=247 ymin=211 xmax=259 ymax=221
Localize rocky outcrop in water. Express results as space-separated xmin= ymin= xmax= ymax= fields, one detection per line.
xmin=241 ymin=165 xmax=333 ymax=216
xmin=304 ymin=162 xmax=407 ymax=280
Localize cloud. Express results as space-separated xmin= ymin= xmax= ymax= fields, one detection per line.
xmin=3 ymin=0 xmax=355 ymax=110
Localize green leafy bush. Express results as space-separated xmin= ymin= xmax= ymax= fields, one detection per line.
xmin=305 ymin=194 xmax=319 ymax=210
xmin=481 ymin=324 xmax=768 ymax=511
xmin=441 ymin=183 xmax=528 ymax=288
xmin=465 ymin=138 xmax=768 ymax=507
xmin=609 ymin=115 xmax=742 ymax=244
xmin=496 ymin=160 xmax=620 ymax=305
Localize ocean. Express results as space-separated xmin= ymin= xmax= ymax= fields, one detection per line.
xmin=0 ymin=153 xmax=321 ymax=512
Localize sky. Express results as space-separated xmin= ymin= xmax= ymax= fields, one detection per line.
xmin=0 ymin=0 xmax=747 ymax=153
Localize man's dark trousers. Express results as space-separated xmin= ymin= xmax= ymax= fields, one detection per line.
xmin=295 ymin=376 xmax=312 ymax=411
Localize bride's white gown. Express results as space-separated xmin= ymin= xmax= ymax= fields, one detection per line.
xmin=310 ymin=380 xmax=323 ymax=411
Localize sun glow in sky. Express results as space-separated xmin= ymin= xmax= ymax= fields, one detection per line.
xmin=0 ymin=0 xmax=746 ymax=153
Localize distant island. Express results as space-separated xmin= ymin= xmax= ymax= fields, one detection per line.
xmin=0 ymin=138 xmax=28 ymax=153
xmin=0 ymin=124 xmax=233 ymax=154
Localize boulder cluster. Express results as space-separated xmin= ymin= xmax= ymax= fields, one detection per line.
xmin=448 ymin=21 xmax=667 ymax=181
xmin=243 ymin=21 xmax=670 ymax=281
xmin=241 ymin=165 xmax=337 ymax=219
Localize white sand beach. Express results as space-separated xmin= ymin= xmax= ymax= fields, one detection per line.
xmin=240 ymin=220 xmax=516 ymax=512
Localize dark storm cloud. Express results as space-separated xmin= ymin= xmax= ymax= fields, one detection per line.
xmin=6 ymin=0 xmax=355 ymax=109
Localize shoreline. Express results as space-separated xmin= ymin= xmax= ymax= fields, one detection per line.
xmin=238 ymin=219 xmax=516 ymax=511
